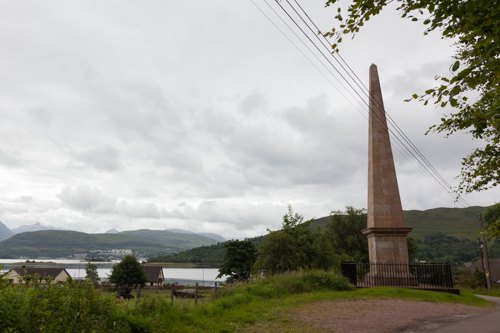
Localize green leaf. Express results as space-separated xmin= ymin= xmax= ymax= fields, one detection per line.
xmin=452 ymin=61 xmax=460 ymax=72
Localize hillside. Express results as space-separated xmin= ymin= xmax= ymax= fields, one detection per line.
xmin=309 ymin=206 xmax=487 ymax=241
xmin=119 ymin=229 xmax=218 ymax=249
xmin=403 ymin=206 xmax=485 ymax=240
xmin=0 ymin=229 xmax=217 ymax=258
xmin=149 ymin=206 xmax=491 ymax=264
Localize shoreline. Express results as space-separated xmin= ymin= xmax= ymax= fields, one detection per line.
xmin=7 ymin=261 xmax=220 ymax=269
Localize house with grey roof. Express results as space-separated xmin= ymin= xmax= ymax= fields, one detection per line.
xmin=143 ymin=265 xmax=164 ymax=286
xmin=3 ymin=267 xmax=71 ymax=285
xmin=468 ymin=258 xmax=500 ymax=285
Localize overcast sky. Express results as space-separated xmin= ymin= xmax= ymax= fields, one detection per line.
xmin=1 ymin=1 xmax=498 ymax=239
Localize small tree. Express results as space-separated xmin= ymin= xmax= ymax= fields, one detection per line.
xmin=254 ymin=205 xmax=349 ymax=275
xmin=85 ymin=262 xmax=100 ymax=284
xmin=326 ymin=206 xmax=369 ymax=262
xmin=217 ymin=240 xmax=257 ymax=283
xmin=253 ymin=230 xmax=309 ymax=275
xmin=108 ymin=255 xmax=148 ymax=294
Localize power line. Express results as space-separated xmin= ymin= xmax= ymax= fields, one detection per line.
xmin=251 ymin=0 xmax=486 ymax=238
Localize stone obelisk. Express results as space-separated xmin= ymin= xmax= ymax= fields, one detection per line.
xmin=362 ymin=65 xmax=415 ymax=284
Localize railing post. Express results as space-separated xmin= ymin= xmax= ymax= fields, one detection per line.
xmin=195 ymin=283 xmax=198 ymax=305
xmin=170 ymin=285 xmax=174 ymax=305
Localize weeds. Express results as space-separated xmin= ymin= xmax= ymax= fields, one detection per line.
xmin=0 ymin=270 xmax=492 ymax=332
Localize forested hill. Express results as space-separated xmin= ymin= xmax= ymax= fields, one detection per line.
xmin=309 ymin=206 xmax=487 ymax=241
xmin=0 ymin=229 xmax=217 ymax=258
xmin=148 ymin=206 xmax=492 ymax=265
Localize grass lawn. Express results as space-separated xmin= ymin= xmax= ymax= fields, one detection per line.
xmin=119 ymin=286 xmax=494 ymax=332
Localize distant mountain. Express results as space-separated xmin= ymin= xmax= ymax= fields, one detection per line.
xmin=0 ymin=221 xmax=14 ymax=242
xmin=0 ymin=229 xmax=218 ymax=258
xmin=11 ymin=222 xmax=65 ymax=234
xmin=197 ymin=233 xmax=226 ymax=242
xmin=165 ymin=229 xmax=226 ymax=242
xmin=166 ymin=229 xmax=193 ymax=234
xmin=105 ymin=228 xmax=119 ymax=234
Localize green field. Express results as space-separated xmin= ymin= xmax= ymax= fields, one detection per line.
xmin=309 ymin=206 xmax=487 ymax=241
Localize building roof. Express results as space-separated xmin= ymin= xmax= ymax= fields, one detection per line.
xmin=143 ymin=265 xmax=164 ymax=282
xmin=10 ymin=267 xmax=70 ymax=279
xmin=469 ymin=259 xmax=500 ymax=284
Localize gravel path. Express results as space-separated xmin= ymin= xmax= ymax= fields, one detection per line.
xmin=247 ymin=298 xmax=496 ymax=332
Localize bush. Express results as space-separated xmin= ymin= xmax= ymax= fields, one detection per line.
xmin=0 ymin=280 xmax=131 ymax=332
xmin=453 ymin=268 xmax=486 ymax=289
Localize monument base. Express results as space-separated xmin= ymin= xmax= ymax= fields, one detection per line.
xmin=362 ymin=227 xmax=413 ymax=263
xmin=363 ymin=271 xmax=419 ymax=287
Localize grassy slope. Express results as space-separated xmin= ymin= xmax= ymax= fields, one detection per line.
xmin=403 ymin=206 xmax=486 ymax=240
xmin=309 ymin=206 xmax=487 ymax=240
xmin=0 ymin=229 xmax=217 ymax=258
xmin=132 ymin=285 xmax=494 ymax=332
xmin=120 ymin=229 xmax=217 ymax=249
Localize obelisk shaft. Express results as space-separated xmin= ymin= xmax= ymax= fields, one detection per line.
xmin=363 ymin=64 xmax=412 ymax=264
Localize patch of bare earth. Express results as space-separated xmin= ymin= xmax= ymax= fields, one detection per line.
xmin=245 ymin=298 xmax=495 ymax=333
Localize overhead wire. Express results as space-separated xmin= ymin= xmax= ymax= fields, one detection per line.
xmin=249 ymin=0 xmax=369 ymax=121
xmin=251 ymin=0 xmax=485 ymax=238
xmin=287 ymin=0 xmax=484 ymax=218
xmin=275 ymin=0 xmax=467 ymax=207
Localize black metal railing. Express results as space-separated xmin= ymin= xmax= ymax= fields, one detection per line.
xmin=341 ymin=262 xmax=454 ymax=289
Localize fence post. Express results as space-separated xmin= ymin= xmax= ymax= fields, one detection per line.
xmin=214 ymin=282 xmax=218 ymax=299
xmin=170 ymin=285 xmax=174 ymax=305
xmin=195 ymin=283 xmax=198 ymax=305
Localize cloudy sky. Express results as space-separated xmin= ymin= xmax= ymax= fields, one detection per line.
xmin=0 ymin=1 xmax=498 ymax=239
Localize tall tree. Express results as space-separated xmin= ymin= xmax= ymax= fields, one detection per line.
xmin=324 ymin=0 xmax=500 ymax=194
xmin=108 ymin=255 xmax=148 ymax=294
xmin=326 ymin=206 xmax=369 ymax=262
xmin=217 ymin=240 xmax=257 ymax=283
xmin=85 ymin=261 xmax=100 ymax=284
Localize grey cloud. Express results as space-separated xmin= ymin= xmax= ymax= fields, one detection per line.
xmin=239 ymin=91 xmax=267 ymax=114
xmin=72 ymin=145 xmax=121 ymax=171
xmin=24 ymin=107 xmax=52 ymax=126
xmin=0 ymin=148 xmax=24 ymax=168
xmin=116 ymin=201 xmax=161 ymax=219
xmin=57 ymin=185 xmax=116 ymax=213
xmin=20 ymin=196 xmax=34 ymax=204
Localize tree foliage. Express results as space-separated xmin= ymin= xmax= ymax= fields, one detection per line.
xmin=253 ymin=205 xmax=340 ymax=275
xmin=108 ymin=255 xmax=148 ymax=293
xmin=415 ymin=232 xmax=479 ymax=265
xmin=85 ymin=261 xmax=100 ymax=284
xmin=253 ymin=230 xmax=310 ymax=275
xmin=483 ymin=203 xmax=500 ymax=238
xmin=324 ymin=0 xmax=500 ymax=194
xmin=217 ymin=240 xmax=257 ymax=283
xmin=326 ymin=206 xmax=369 ymax=262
